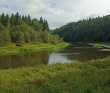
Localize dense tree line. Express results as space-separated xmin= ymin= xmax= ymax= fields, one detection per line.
xmin=0 ymin=12 xmax=63 ymax=46
xmin=53 ymin=14 xmax=110 ymax=42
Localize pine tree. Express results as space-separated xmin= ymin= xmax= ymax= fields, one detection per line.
xmin=22 ymin=15 xmax=25 ymax=21
xmin=1 ymin=13 xmax=6 ymax=27
xmin=0 ymin=22 xmax=5 ymax=31
xmin=28 ymin=15 xmax=31 ymax=25
xmin=45 ymin=20 xmax=49 ymax=30
xmin=43 ymin=20 xmax=49 ymax=31
xmin=10 ymin=13 xmax=15 ymax=26
xmin=39 ymin=17 xmax=43 ymax=24
xmin=5 ymin=14 xmax=10 ymax=28
xmin=15 ymin=12 xmax=22 ymax=26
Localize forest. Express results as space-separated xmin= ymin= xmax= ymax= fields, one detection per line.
xmin=1 ymin=12 xmax=110 ymax=47
xmin=53 ymin=14 xmax=110 ymax=42
xmin=0 ymin=12 xmax=63 ymax=46
xmin=0 ymin=13 xmax=110 ymax=93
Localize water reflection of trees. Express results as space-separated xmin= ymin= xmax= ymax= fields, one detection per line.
xmin=0 ymin=51 xmax=51 ymax=69
xmin=55 ymin=44 xmax=110 ymax=62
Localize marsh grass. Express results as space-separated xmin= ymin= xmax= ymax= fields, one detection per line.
xmin=94 ymin=44 xmax=101 ymax=48
xmin=0 ymin=56 xmax=110 ymax=93
xmin=90 ymin=42 xmax=110 ymax=48
xmin=0 ymin=42 xmax=69 ymax=55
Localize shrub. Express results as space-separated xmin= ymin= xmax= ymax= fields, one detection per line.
xmin=16 ymin=42 xmax=24 ymax=47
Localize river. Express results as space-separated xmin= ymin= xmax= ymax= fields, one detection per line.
xmin=0 ymin=44 xmax=110 ymax=69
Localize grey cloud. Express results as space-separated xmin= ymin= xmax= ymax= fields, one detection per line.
xmin=0 ymin=0 xmax=110 ymax=29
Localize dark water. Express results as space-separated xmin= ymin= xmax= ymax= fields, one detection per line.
xmin=0 ymin=44 xmax=110 ymax=69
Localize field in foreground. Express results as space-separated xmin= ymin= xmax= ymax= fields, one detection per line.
xmin=0 ymin=56 xmax=110 ymax=93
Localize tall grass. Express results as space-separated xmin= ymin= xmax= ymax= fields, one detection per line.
xmin=90 ymin=42 xmax=110 ymax=48
xmin=0 ymin=56 xmax=110 ymax=93
xmin=0 ymin=42 xmax=69 ymax=55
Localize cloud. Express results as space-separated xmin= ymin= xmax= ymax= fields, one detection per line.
xmin=0 ymin=0 xmax=110 ymax=29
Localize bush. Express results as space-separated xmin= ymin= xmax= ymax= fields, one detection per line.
xmin=51 ymin=42 xmax=57 ymax=45
xmin=25 ymin=39 xmax=31 ymax=43
xmin=16 ymin=42 xmax=24 ymax=47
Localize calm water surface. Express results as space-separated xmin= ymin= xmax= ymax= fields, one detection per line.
xmin=0 ymin=44 xmax=110 ymax=69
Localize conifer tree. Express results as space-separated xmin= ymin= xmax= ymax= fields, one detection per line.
xmin=15 ymin=12 xmax=22 ymax=26
xmin=39 ymin=17 xmax=43 ymax=24
xmin=5 ymin=14 xmax=10 ymax=28
xmin=28 ymin=15 xmax=31 ymax=25
xmin=1 ymin=13 xmax=6 ymax=27
xmin=10 ymin=13 xmax=15 ymax=26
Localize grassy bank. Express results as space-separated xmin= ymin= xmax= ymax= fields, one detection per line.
xmin=89 ymin=42 xmax=110 ymax=48
xmin=0 ymin=42 xmax=69 ymax=55
xmin=0 ymin=56 xmax=110 ymax=93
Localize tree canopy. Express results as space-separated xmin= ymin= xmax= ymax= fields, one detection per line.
xmin=53 ymin=14 xmax=110 ymax=42
xmin=0 ymin=12 xmax=63 ymax=46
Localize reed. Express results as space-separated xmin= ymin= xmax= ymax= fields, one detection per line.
xmin=0 ymin=56 xmax=110 ymax=93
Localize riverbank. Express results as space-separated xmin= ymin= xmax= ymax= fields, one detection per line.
xmin=88 ymin=42 xmax=110 ymax=48
xmin=0 ymin=56 xmax=110 ymax=93
xmin=0 ymin=42 xmax=69 ymax=55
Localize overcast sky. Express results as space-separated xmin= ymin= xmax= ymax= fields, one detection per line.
xmin=0 ymin=0 xmax=110 ymax=29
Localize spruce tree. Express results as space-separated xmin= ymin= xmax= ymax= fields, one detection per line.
xmin=1 ymin=13 xmax=6 ymax=27
xmin=10 ymin=13 xmax=15 ymax=26
xmin=39 ymin=17 xmax=43 ymax=24
xmin=15 ymin=12 xmax=22 ymax=26
xmin=5 ymin=14 xmax=10 ymax=27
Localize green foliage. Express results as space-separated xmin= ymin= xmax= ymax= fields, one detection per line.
xmin=0 ymin=22 xmax=5 ymax=31
xmin=42 ymin=30 xmax=50 ymax=43
xmin=39 ymin=17 xmax=43 ymax=24
xmin=22 ymin=15 xmax=32 ymax=26
xmin=16 ymin=41 xmax=24 ymax=47
xmin=5 ymin=14 xmax=10 ymax=27
xmin=43 ymin=20 xmax=49 ymax=31
xmin=32 ymin=18 xmax=43 ymax=31
xmin=0 ymin=31 xmax=11 ymax=46
xmin=10 ymin=13 xmax=15 ymax=26
xmin=15 ymin=12 xmax=23 ymax=26
xmin=1 ymin=13 xmax=6 ymax=27
xmin=10 ymin=26 xmax=25 ymax=43
xmin=0 ymin=56 xmax=110 ymax=92
xmin=53 ymin=14 xmax=110 ymax=42
xmin=94 ymin=44 xmax=101 ymax=48
xmin=0 ymin=12 xmax=62 ymax=46
xmin=39 ymin=17 xmax=49 ymax=31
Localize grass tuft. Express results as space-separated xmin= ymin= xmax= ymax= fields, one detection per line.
xmin=0 ymin=56 xmax=110 ymax=92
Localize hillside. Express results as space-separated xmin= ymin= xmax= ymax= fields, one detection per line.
xmin=53 ymin=14 xmax=110 ymax=42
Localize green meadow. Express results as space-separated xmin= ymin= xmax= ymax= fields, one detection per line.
xmin=0 ymin=56 xmax=110 ymax=93
xmin=0 ymin=42 xmax=69 ymax=55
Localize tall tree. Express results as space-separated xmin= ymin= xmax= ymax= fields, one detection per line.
xmin=15 ymin=12 xmax=22 ymax=26
xmin=53 ymin=14 xmax=110 ymax=42
xmin=32 ymin=18 xmax=43 ymax=31
xmin=1 ymin=13 xmax=6 ymax=27
xmin=0 ymin=22 xmax=5 ymax=31
xmin=39 ymin=17 xmax=43 ymax=24
xmin=28 ymin=15 xmax=32 ymax=25
xmin=43 ymin=19 xmax=49 ymax=31
xmin=0 ymin=31 xmax=11 ymax=46
xmin=42 ymin=30 xmax=50 ymax=43
xmin=10 ymin=13 xmax=15 ymax=26
xmin=5 ymin=14 xmax=10 ymax=29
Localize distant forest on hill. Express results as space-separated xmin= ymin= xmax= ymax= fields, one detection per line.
xmin=0 ymin=12 xmax=63 ymax=46
xmin=53 ymin=14 xmax=110 ymax=42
